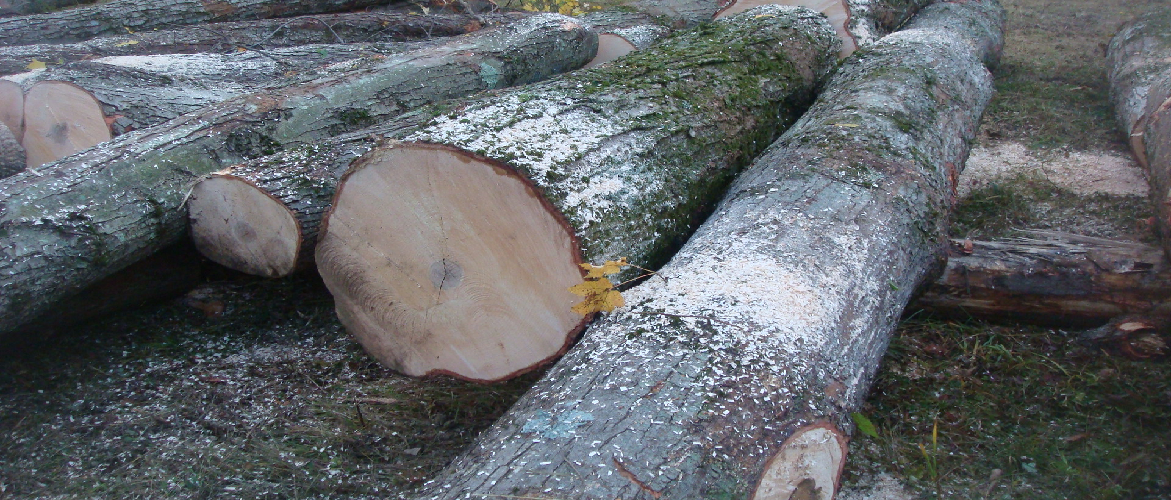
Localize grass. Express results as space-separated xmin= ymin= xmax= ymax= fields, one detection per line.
xmin=842 ymin=319 xmax=1171 ymax=499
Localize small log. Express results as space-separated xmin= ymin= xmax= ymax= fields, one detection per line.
xmin=0 ymin=11 xmax=524 ymax=77
xmin=1107 ymin=7 xmax=1171 ymax=168
xmin=414 ymin=1 xmax=1000 ymax=497
xmin=0 ymin=119 xmax=23 ymax=177
xmin=0 ymin=14 xmax=597 ymax=337
xmin=21 ymin=80 xmax=110 ymax=169
xmin=312 ymin=6 xmax=839 ymax=381
xmin=714 ymin=0 xmax=934 ymax=57
xmin=0 ymin=0 xmax=398 ymax=46
xmin=913 ymin=231 xmax=1171 ymax=326
xmin=0 ymin=0 xmax=96 ymax=16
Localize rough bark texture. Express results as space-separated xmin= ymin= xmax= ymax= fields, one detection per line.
xmin=1145 ymin=78 xmax=1171 ymax=260
xmin=311 ymin=6 xmax=840 ymax=381
xmin=1107 ymin=7 xmax=1171 ymax=168
xmin=7 ymin=41 xmax=424 ymax=135
xmin=579 ymin=11 xmax=670 ymax=68
xmin=0 ymin=0 xmax=400 ymax=46
xmin=715 ymin=0 xmax=935 ymax=57
xmin=0 ymin=14 xmax=596 ymax=337
xmin=412 ymin=0 xmax=1000 ymax=497
xmin=0 ymin=11 xmax=525 ymax=77
xmin=0 ymin=0 xmax=96 ymax=16
xmin=913 ymin=231 xmax=1171 ymax=326
xmin=0 ymin=120 xmax=22 ymax=177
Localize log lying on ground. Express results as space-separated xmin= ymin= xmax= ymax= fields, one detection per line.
xmin=913 ymin=230 xmax=1171 ymax=326
xmin=6 ymin=41 xmax=425 ymax=137
xmin=0 ymin=11 xmax=524 ymax=77
xmin=1108 ymin=7 xmax=1171 ymax=168
xmin=0 ymin=120 xmax=22 ymax=177
xmin=0 ymin=14 xmax=597 ymax=338
xmin=1145 ymin=78 xmax=1171 ymax=260
xmin=20 ymin=80 xmax=110 ymax=169
xmin=310 ymin=6 xmax=839 ymax=382
xmin=714 ymin=0 xmax=936 ymax=57
xmin=579 ymin=11 xmax=670 ymax=68
xmin=0 ymin=0 xmax=398 ymax=46
xmin=414 ymin=1 xmax=1001 ymax=497
xmin=0 ymin=0 xmax=96 ymax=16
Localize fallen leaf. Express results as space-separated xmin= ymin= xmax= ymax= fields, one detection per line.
xmin=26 ymin=59 xmax=46 ymax=70
xmin=580 ymin=257 xmax=628 ymax=279
xmin=114 ymin=40 xmax=140 ymax=47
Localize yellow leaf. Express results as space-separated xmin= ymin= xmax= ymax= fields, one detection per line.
xmin=26 ymin=59 xmax=45 ymax=70
xmin=570 ymin=288 xmax=625 ymax=315
xmin=568 ymin=277 xmax=613 ymax=297
xmin=579 ymin=257 xmax=628 ymax=279
xmin=833 ymin=123 xmax=860 ymax=128
xmin=114 ymin=40 xmax=139 ymax=47
xmin=124 ymin=26 xmax=134 ymax=34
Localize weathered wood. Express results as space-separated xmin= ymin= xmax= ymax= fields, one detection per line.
xmin=21 ymin=80 xmax=110 ymax=169
xmin=0 ymin=14 xmax=597 ymax=337
xmin=312 ymin=6 xmax=840 ymax=382
xmin=0 ymin=0 xmax=96 ymax=16
xmin=1107 ymin=7 xmax=1171 ymax=168
xmin=0 ymin=11 xmax=524 ymax=77
xmin=913 ymin=231 xmax=1171 ymax=326
xmin=412 ymin=0 xmax=1000 ymax=496
xmin=0 ymin=0 xmax=398 ymax=46
xmin=1145 ymin=78 xmax=1171 ymax=260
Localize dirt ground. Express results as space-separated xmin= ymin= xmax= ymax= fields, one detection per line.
xmin=2 ymin=0 xmax=1170 ymax=499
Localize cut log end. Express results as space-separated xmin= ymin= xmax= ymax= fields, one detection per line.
xmin=316 ymin=143 xmax=587 ymax=382
xmin=188 ymin=175 xmax=302 ymax=278
xmin=0 ymin=79 xmax=22 ymax=141
xmin=23 ymin=80 xmax=110 ymax=168
xmin=752 ymin=423 xmax=848 ymax=500
xmin=584 ymin=33 xmax=637 ymax=68
xmin=714 ymin=0 xmax=855 ymax=57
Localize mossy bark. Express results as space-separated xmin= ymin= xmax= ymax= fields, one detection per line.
xmin=0 ymin=11 xmax=526 ymax=77
xmin=0 ymin=14 xmax=596 ymax=336
xmin=1107 ymin=7 xmax=1171 ymax=167
xmin=914 ymin=232 xmax=1171 ymax=326
xmin=411 ymin=0 xmax=999 ymax=497
xmin=0 ymin=0 xmax=397 ymax=46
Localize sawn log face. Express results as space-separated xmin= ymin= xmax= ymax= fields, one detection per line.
xmin=411 ymin=0 xmax=1000 ymax=497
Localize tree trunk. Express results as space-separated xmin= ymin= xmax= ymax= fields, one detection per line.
xmin=0 ymin=0 xmax=401 ymax=46
xmin=1107 ymin=7 xmax=1171 ymax=169
xmin=0 ymin=11 xmax=524 ymax=77
xmin=912 ymin=231 xmax=1171 ymax=326
xmin=411 ymin=1 xmax=1000 ymax=497
xmin=1145 ymin=78 xmax=1171 ymax=260
xmin=0 ymin=0 xmax=96 ymax=16
xmin=7 ymin=41 xmax=426 ymax=137
xmin=308 ymin=6 xmax=839 ymax=382
xmin=186 ymin=12 xmax=670 ymax=279
xmin=0 ymin=14 xmax=597 ymax=337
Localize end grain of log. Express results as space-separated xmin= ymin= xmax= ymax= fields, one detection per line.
xmin=0 ymin=79 xmax=21 ymax=140
xmin=410 ymin=0 xmax=1000 ymax=496
xmin=314 ymin=5 xmax=840 ymax=381
xmin=21 ymin=80 xmax=110 ymax=169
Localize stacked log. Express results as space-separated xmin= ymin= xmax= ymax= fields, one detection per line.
xmin=0 ymin=0 xmax=398 ymax=46
xmin=411 ymin=0 xmax=1001 ymax=497
xmin=298 ymin=6 xmax=840 ymax=382
xmin=0 ymin=11 xmax=524 ymax=76
xmin=0 ymin=14 xmax=597 ymax=337
xmin=1108 ymin=8 xmax=1171 ymax=169
xmin=0 ymin=0 xmax=97 ymax=17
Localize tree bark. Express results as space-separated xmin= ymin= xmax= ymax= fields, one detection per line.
xmin=0 ymin=0 xmax=401 ymax=46
xmin=0 ymin=0 xmax=96 ymax=16
xmin=912 ymin=231 xmax=1171 ymax=326
xmin=0 ymin=14 xmax=597 ymax=337
xmin=0 ymin=119 xmax=22 ymax=177
xmin=309 ymin=6 xmax=839 ymax=382
xmin=1107 ymin=7 xmax=1171 ymax=168
xmin=411 ymin=0 xmax=999 ymax=497
xmin=1145 ymin=77 xmax=1171 ymax=260
xmin=579 ymin=11 xmax=670 ymax=68
xmin=0 ymin=11 xmax=525 ymax=77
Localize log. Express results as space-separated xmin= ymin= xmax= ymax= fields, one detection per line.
xmin=1145 ymin=80 xmax=1171 ymax=260
xmin=714 ymin=0 xmax=935 ymax=57
xmin=0 ymin=0 xmax=96 ymax=17
xmin=579 ymin=11 xmax=670 ymax=68
xmin=20 ymin=80 xmax=111 ymax=169
xmin=0 ymin=119 xmax=23 ymax=177
xmin=0 ymin=79 xmax=21 ymax=139
xmin=414 ymin=0 xmax=1000 ymax=497
xmin=310 ymin=5 xmax=840 ymax=382
xmin=0 ymin=14 xmax=597 ymax=337
xmin=1107 ymin=7 xmax=1171 ymax=168
xmin=0 ymin=0 xmax=398 ymax=46
xmin=0 ymin=11 xmax=524 ymax=77
xmin=913 ymin=230 xmax=1171 ymax=326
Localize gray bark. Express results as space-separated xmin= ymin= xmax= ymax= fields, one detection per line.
xmin=1107 ymin=7 xmax=1171 ymax=167
xmin=1145 ymin=79 xmax=1171 ymax=260
xmin=913 ymin=231 xmax=1171 ymax=326
xmin=0 ymin=11 xmax=526 ymax=76
xmin=0 ymin=120 xmax=22 ymax=178
xmin=0 ymin=14 xmax=597 ymax=336
xmin=0 ymin=0 xmax=399 ymax=46
xmin=0 ymin=0 xmax=96 ymax=16
xmin=412 ymin=0 xmax=1000 ymax=497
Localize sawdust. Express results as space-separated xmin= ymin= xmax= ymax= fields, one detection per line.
xmin=959 ymin=140 xmax=1148 ymax=198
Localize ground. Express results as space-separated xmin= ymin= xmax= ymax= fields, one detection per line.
xmin=1 ymin=0 xmax=1170 ymax=499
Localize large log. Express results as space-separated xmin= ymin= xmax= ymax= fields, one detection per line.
xmin=1107 ymin=7 xmax=1171 ymax=168
xmin=0 ymin=11 xmax=523 ymax=77
xmin=0 ymin=0 xmax=96 ymax=16
xmin=714 ymin=0 xmax=935 ymax=57
xmin=412 ymin=0 xmax=1000 ymax=497
xmin=1145 ymin=79 xmax=1171 ymax=260
xmin=913 ymin=231 xmax=1171 ymax=326
xmin=0 ymin=14 xmax=597 ymax=338
xmin=0 ymin=0 xmax=398 ymax=46
xmin=310 ymin=6 xmax=840 ymax=382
